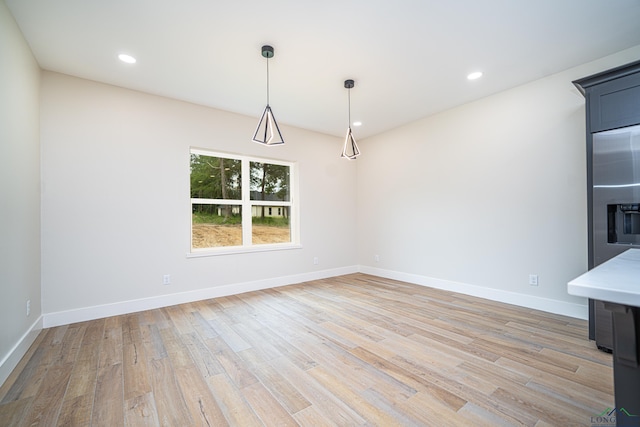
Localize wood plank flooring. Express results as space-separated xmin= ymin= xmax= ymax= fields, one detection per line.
xmin=0 ymin=274 xmax=613 ymax=426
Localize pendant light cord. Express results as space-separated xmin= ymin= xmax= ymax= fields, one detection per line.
xmin=348 ymin=88 xmax=351 ymax=128
xmin=266 ymin=57 xmax=270 ymax=106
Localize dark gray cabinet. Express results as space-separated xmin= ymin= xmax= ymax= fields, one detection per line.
xmin=586 ymin=71 xmax=640 ymax=133
xmin=575 ymin=60 xmax=640 ymax=132
xmin=574 ymin=60 xmax=640 ymax=349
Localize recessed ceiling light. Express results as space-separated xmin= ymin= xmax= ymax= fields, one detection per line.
xmin=118 ymin=54 xmax=137 ymax=64
xmin=353 ymin=121 xmax=362 ymax=127
xmin=467 ymin=71 xmax=483 ymax=80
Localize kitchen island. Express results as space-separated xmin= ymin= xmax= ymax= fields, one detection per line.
xmin=569 ymin=249 xmax=640 ymax=426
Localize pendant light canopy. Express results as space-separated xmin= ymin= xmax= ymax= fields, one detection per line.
xmin=253 ymin=45 xmax=285 ymax=146
xmin=341 ymin=79 xmax=361 ymax=159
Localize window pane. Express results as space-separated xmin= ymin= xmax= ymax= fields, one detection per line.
xmin=250 ymin=162 xmax=290 ymax=202
xmin=192 ymin=204 xmax=242 ymax=248
xmin=252 ymin=206 xmax=291 ymax=244
xmin=190 ymin=154 xmax=241 ymax=200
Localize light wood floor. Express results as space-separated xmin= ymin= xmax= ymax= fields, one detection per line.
xmin=0 ymin=274 xmax=613 ymax=426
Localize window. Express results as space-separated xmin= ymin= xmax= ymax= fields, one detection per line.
xmin=190 ymin=148 xmax=297 ymax=253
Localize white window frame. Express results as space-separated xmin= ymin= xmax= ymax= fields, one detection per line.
xmin=188 ymin=148 xmax=300 ymax=256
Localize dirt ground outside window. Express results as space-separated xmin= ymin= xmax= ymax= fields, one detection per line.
xmin=192 ymin=224 xmax=290 ymax=248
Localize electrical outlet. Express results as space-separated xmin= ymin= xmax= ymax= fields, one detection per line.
xmin=313 ymin=257 xmax=319 ymax=265
xmin=26 ymin=300 xmax=31 ymax=316
xmin=374 ymin=254 xmax=380 ymax=262
xmin=529 ymin=274 xmax=539 ymax=286
xmin=163 ymin=274 xmax=171 ymax=285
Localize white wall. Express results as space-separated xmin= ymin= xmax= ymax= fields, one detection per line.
xmin=0 ymin=0 xmax=42 ymax=384
xmin=6 ymin=8 xmax=640 ymax=372
xmin=358 ymin=45 xmax=640 ymax=318
xmin=40 ymin=72 xmax=358 ymax=325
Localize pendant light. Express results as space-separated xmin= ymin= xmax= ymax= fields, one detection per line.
xmin=253 ymin=45 xmax=285 ymax=146
xmin=341 ymin=79 xmax=361 ymax=159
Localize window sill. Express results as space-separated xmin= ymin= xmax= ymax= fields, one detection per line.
xmin=186 ymin=243 xmax=303 ymax=258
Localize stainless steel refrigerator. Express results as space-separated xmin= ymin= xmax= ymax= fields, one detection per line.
xmin=592 ymin=124 xmax=640 ymax=350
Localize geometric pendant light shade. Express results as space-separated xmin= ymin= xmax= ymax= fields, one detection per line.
xmin=252 ymin=45 xmax=285 ymax=146
xmin=341 ymin=126 xmax=360 ymax=160
xmin=341 ymin=79 xmax=361 ymax=159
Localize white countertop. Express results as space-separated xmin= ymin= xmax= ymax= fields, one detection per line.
xmin=568 ymin=248 xmax=640 ymax=307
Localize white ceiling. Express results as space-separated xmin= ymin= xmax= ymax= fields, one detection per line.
xmin=6 ymin=0 xmax=640 ymax=139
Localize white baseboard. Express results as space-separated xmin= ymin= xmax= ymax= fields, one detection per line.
xmin=0 ymin=316 xmax=43 ymax=388
xmin=43 ymin=266 xmax=359 ymax=328
xmin=43 ymin=264 xmax=588 ymax=329
xmin=4 ymin=265 xmax=586 ymax=387
xmin=359 ymin=266 xmax=589 ymax=320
